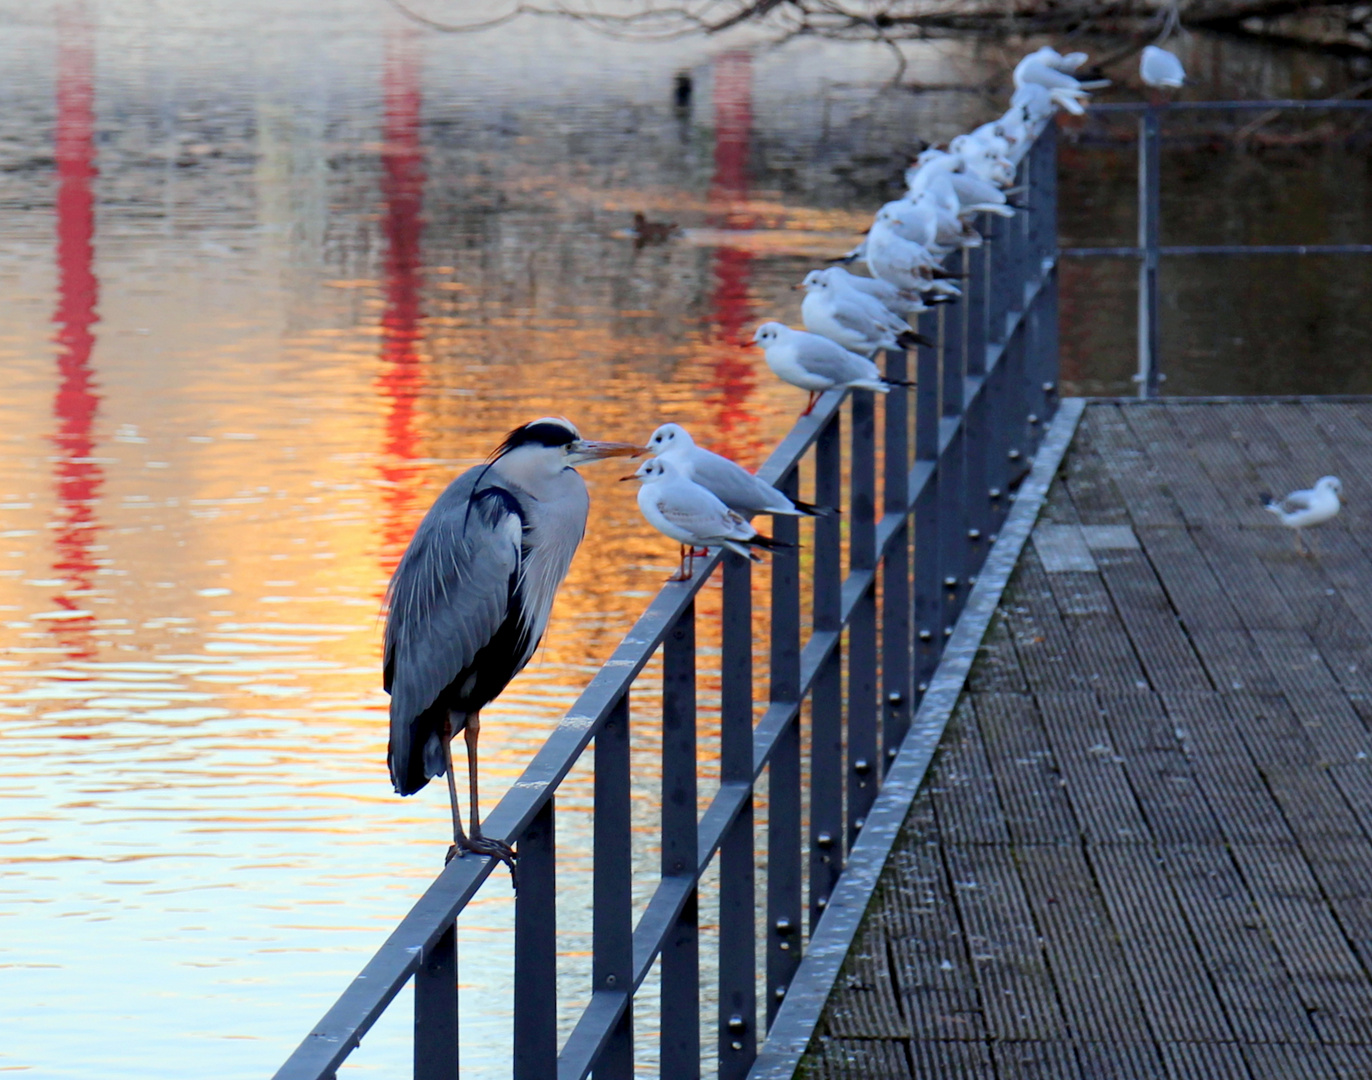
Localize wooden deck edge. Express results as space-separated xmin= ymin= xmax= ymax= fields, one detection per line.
xmin=1089 ymin=394 xmax=1372 ymax=405
xmin=747 ymin=396 xmax=1088 ymax=1080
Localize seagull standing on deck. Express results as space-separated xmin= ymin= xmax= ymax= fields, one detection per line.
xmin=1261 ymin=476 xmax=1343 ymax=554
xmin=384 ymin=418 xmax=640 ymax=880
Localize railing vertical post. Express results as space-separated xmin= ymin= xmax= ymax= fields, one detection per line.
xmin=937 ymin=288 xmax=966 ymax=632
xmin=881 ymin=349 xmax=911 ymax=775
xmin=414 ymin=921 xmax=458 ymax=1080
xmin=767 ymin=469 xmax=802 ymax=1027
xmin=593 ymin=694 xmax=633 ymax=1079
xmin=809 ymin=412 xmax=843 ymax=932
xmin=513 ymin=801 xmax=556 ymax=1080
xmin=719 ymin=552 xmax=756 ymax=1078
xmin=661 ymin=606 xmax=699 ymax=1077
xmin=913 ymin=316 xmax=941 ymax=702
xmin=847 ymin=391 xmax=878 ymax=847
xmin=1137 ymin=105 xmax=1162 ymax=398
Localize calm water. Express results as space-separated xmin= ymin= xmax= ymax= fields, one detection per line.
xmin=1 ymin=3 xmax=1369 ymax=1077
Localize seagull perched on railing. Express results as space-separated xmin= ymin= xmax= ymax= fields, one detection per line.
xmin=798 ymin=268 xmax=933 ymax=357
xmin=628 ymin=457 xmax=792 ymax=581
xmin=753 ymin=322 xmax=915 ymax=416
xmin=1140 ymin=45 xmax=1186 ymax=89
xmin=384 ymin=418 xmax=640 ymax=881
xmin=644 ymin=422 xmax=827 ymax=519
xmin=1261 ymin=476 xmax=1343 ymax=554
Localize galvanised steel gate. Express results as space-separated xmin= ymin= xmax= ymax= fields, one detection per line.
xmin=273 ymin=124 xmax=1060 ymax=1080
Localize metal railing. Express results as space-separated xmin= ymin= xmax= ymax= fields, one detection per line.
xmin=273 ymin=125 xmax=1060 ymax=1080
xmin=1062 ymin=99 xmax=1372 ymax=398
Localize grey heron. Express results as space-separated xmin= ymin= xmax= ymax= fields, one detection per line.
xmin=384 ymin=418 xmax=640 ymax=879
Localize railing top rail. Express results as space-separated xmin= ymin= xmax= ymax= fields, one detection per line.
xmin=1088 ymin=98 xmax=1372 ymax=113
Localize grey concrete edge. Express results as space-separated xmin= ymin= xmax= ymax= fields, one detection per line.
xmin=746 ymin=396 xmax=1088 ymax=1079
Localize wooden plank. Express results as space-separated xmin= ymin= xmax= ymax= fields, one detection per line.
xmin=972 ymin=693 xmax=1079 ymax=845
xmin=810 ymin=1037 xmax=915 ymax=1079
xmin=821 ymin=922 xmax=908 ymax=1039
xmin=1061 ymin=611 xmax=1152 ymax=694
xmin=1229 ymin=843 xmax=1372 ymax=1044
xmin=1189 ymin=526 xmax=1302 ymax=631
xmin=1088 ymin=844 xmax=1235 ymax=1040
xmin=1098 ymin=692 xmax=1225 ymax=844
xmin=1061 ymin=409 xmax=1133 ymax=525
xmin=1242 ymin=1043 xmax=1344 ymax=1080
xmin=1093 ymin=547 xmax=1212 ymax=692
xmin=1159 ymin=844 xmax=1319 ymax=1046
xmin=942 ymin=844 xmax=1068 ymax=1040
xmin=1043 ymin=567 xmax=1112 ymax=616
xmin=1132 ymin=526 xmax=1244 ymax=633
xmin=1073 ymin=1041 xmax=1168 ymax=1079
xmin=967 ymin=612 xmax=1029 ymax=694
xmin=1082 ymin=404 xmax=1185 ymax=527
xmin=1036 ymin=692 xmax=1151 ymax=844
xmin=1162 ymin=692 xmax=1296 ymax=845
xmin=929 ymin=697 xmax=1011 ymax=846
xmin=1157 ymin=1042 xmax=1253 ymax=1080
xmin=1015 ymin=844 xmax=1153 ymax=1041
xmin=906 ymin=1038 xmax=996 ymax=1077
xmin=1120 ymin=403 xmax=1237 ymax=527
xmin=990 ymin=1040 xmax=1084 ymax=1080
xmin=1002 ymin=553 xmax=1087 ymax=694
xmin=1157 ymin=403 xmax=1269 ymax=526
xmin=882 ymin=839 xmax=987 ymax=1041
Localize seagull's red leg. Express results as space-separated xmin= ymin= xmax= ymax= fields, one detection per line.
xmin=801 ymin=391 xmax=818 ymax=417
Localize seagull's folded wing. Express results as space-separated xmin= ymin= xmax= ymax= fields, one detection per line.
xmin=799 ymin=338 xmax=879 ymax=385
xmin=1280 ymin=492 xmax=1314 ymax=514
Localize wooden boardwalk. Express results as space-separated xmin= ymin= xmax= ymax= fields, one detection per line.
xmin=804 ymin=400 xmax=1372 ymax=1080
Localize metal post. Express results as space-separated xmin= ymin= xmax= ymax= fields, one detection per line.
xmin=809 ymin=413 xmax=843 ymax=932
xmin=513 ymin=801 xmax=557 ymax=1080
xmin=660 ymin=607 xmax=699 ymax=1077
xmin=719 ymin=552 xmax=756 ymax=1078
xmin=767 ymin=469 xmax=802 ymax=1027
xmin=414 ymin=921 xmax=458 ymax=1080
xmin=847 ymin=391 xmax=877 ymax=848
xmin=1137 ymin=105 xmax=1162 ymax=398
xmin=593 ymin=694 xmax=633 ymax=1078
xmin=881 ymin=349 xmax=911 ymax=775
xmin=913 ymin=314 xmax=941 ymax=702
xmin=937 ymin=296 xmax=966 ymax=631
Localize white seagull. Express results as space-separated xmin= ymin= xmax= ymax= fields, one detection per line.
xmin=643 ymin=422 xmax=826 ymax=518
xmin=798 ymin=268 xmax=932 ymax=357
xmin=1262 ymin=476 xmax=1343 ymax=554
xmin=817 ymin=265 xmax=933 ymax=320
xmin=629 ymin=457 xmax=789 ymax=581
xmin=1140 ymin=45 xmax=1186 ymax=89
xmin=753 ymin=322 xmax=914 ymax=416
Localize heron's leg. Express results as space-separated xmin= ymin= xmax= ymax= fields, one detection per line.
xmin=442 ymin=727 xmax=469 ymax=865
xmin=459 ymin=711 xmax=518 ymax=885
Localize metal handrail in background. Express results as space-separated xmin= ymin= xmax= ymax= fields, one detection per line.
xmin=272 ymin=125 xmax=1061 ymax=1080
xmin=1062 ymin=98 xmax=1372 ymax=398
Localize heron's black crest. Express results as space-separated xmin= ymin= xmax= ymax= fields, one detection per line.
xmin=492 ymin=418 xmax=579 ymax=458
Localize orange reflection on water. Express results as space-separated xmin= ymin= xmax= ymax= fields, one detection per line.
xmin=49 ymin=2 xmax=101 ymax=661
xmin=374 ymin=29 xmax=428 ymax=582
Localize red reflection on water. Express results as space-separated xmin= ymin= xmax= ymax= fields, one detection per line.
xmin=50 ymin=4 xmax=102 ymax=660
xmin=375 ymin=31 xmax=426 ymax=580
xmin=704 ymin=50 xmax=761 ymax=465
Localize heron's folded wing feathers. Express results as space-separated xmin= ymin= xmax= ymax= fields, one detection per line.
xmin=384 ymin=477 xmax=523 ymax=727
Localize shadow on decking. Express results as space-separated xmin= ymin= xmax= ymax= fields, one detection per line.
xmin=804 ymin=400 xmax=1372 ymax=1080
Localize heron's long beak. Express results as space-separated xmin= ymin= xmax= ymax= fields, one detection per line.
xmin=567 ymin=440 xmax=643 ymax=465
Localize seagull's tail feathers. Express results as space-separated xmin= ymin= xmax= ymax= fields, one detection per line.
xmin=747 ymin=532 xmax=797 ymax=552
xmin=790 ymin=498 xmax=837 ymax=517
xmin=1260 ymin=493 xmax=1281 ymax=515
xmin=896 ymin=329 xmax=935 ymax=350
xmin=929 ymin=266 xmax=965 ymax=281
xmin=880 ymin=375 xmax=917 ymax=389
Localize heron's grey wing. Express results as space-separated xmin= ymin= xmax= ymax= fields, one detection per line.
xmin=795 ymin=338 xmax=876 ymax=385
xmin=1279 ymin=491 xmax=1314 ymax=514
xmin=384 ymin=473 xmax=524 ymax=732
